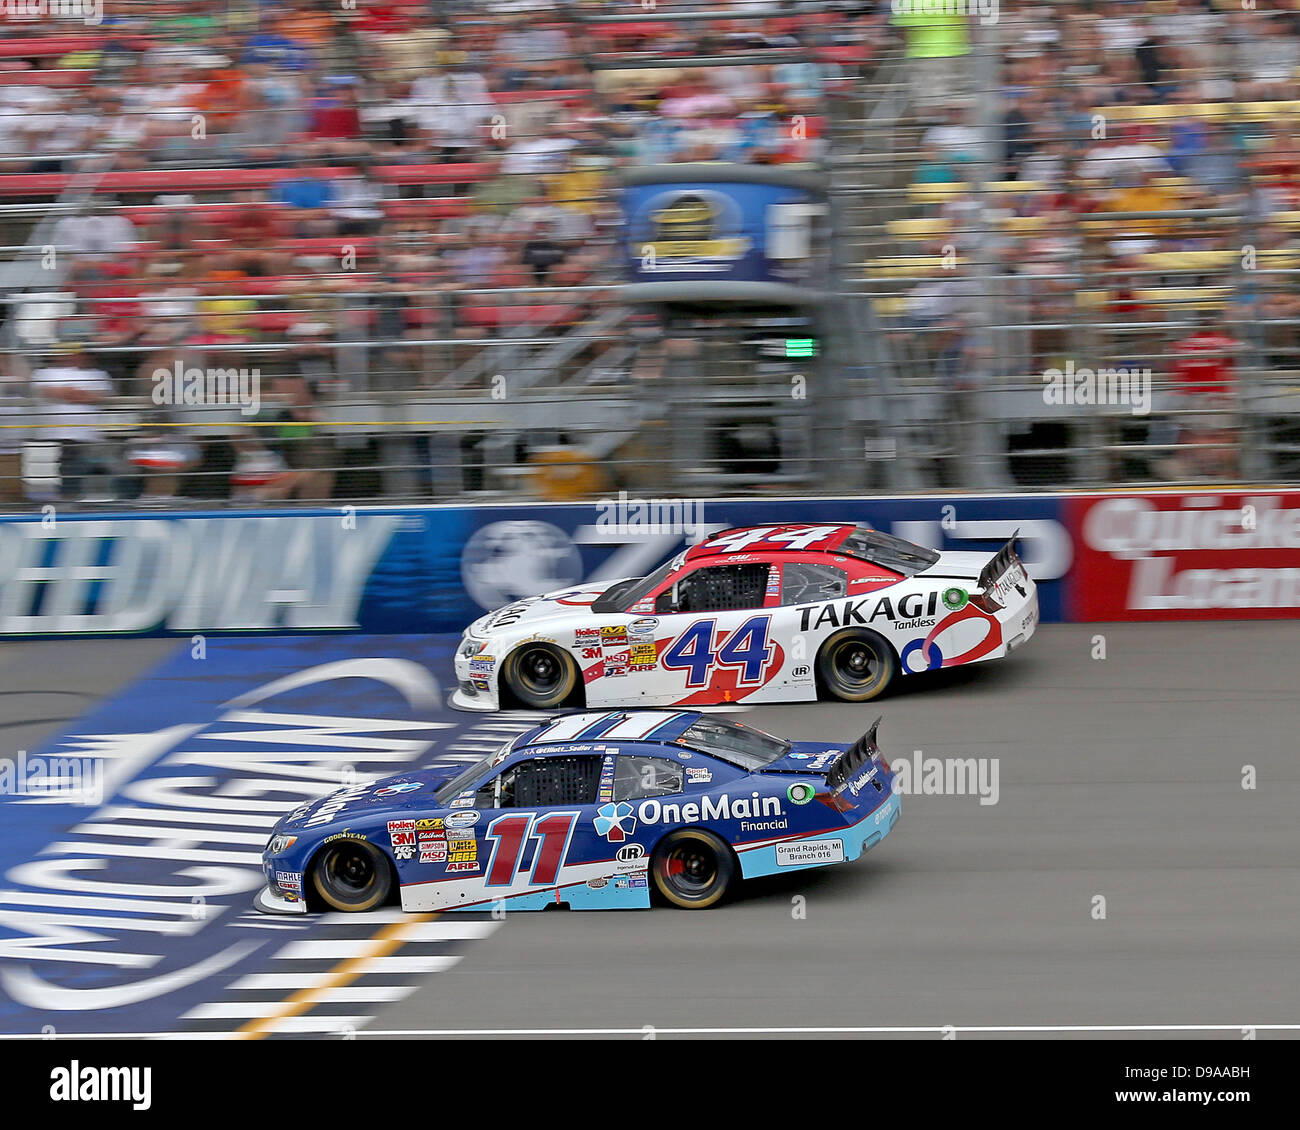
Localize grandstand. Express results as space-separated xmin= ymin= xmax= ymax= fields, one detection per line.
xmin=0 ymin=0 xmax=1297 ymax=507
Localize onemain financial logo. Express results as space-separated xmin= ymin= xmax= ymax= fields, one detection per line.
xmin=0 ymin=751 xmax=103 ymax=806
xmin=0 ymin=0 xmax=103 ymax=26
xmin=890 ymin=0 xmax=999 ymax=26
xmin=151 ymin=361 xmax=261 ymax=417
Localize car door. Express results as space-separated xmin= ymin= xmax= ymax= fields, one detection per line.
xmin=768 ymin=559 xmax=851 ymax=699
xmin=636 ymin=561 xmax=780 ymax=705
xmin=460 ymin=752 xmax=607 ymax=909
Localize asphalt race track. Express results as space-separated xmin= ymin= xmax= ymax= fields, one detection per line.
xmin=0 ymin=624 xmax=1296 ymax=1040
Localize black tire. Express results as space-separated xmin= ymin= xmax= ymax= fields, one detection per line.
xmin=816 ymin=628 xmax=898 ymax=702
xmin=503 ymin=643 xmax=579 ymax=709
xmin=310 ymin=839 xmax=393 ymax=912
xmin=650 ymin=828 xmax=735 ymax=909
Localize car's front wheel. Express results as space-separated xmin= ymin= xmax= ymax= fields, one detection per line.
xmin=816 ymin=628 xmax=898 ymax=702
xmin=502 ymin=643 xmax=580 ymax=709
xmin=310 ymin=839 xmax=393 ymax=912
xmin=651 ymin=829 xmax=735 ymax=909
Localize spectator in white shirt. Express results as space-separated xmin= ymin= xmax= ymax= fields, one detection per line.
xmin=49 ymin=198 xmax=138 ymax=265
xmin=30 ymin=344 xmax=117 ymax=501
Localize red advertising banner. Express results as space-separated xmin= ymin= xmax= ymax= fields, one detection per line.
xmin=1066 ymin=490 xmax=1300 ymax=620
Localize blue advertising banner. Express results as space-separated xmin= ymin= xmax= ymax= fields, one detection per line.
xmin=0 ymin=495 xmax=1072 ymax=638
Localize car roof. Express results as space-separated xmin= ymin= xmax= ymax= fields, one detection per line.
xmin=682 ymin=523 xmax=859 ymax=564
xmin=515 ymin=709 xmax=703 ymax=753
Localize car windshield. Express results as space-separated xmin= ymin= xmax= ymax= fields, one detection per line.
xmin=434 ymin=739 xmax=512 ymax=804
xmin=839 ymin=528 xmax=940 ymax=575
xmin=590 ymin=557 xmax=679 ymax=614
xmin=677 ymin=717 xmax=790 ymax=770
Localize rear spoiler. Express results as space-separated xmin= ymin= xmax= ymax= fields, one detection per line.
xmin=825 ymin=716 xmax=883 ymax=792
xmin=977 ymin=531 xmax=1021 ymax=592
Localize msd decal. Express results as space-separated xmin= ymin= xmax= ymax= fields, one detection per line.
xmin=1068 ymin=492 xmax=1300 ymax=620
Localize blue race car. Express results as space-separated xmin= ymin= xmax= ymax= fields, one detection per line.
xmin=257 ymin=710 xmax=901 ymax=914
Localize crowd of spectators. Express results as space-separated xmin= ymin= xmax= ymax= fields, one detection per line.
xmin=3 ymin=1 xmax=1298 ymax=501
xmin=879 ymin=0 xmax=1300 ymax=483
xmin=0 ymin=0 xmax=863 ymax=503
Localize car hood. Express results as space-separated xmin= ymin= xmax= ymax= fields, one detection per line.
xmin=275 ymin=764 xmax=467 ymax=833
xmin=467 ymin=580 xmax=635 ymax=637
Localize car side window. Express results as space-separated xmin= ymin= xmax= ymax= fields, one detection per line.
xmin=781 ymin=562 xmax=848 ymax=606
xmin=484 ymin=755 xmax=604 ymax=809
xmin=657 ymin=563 xmax=770 ymax=613
xmin=613 ymin=755 xmax=684 ymax=801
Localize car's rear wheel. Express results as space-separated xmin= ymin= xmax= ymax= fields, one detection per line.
xmin=816 ymin=628 xmax=898 ymax=702
xmin=503 ymin=643 xmax=579 ymax=709
xmin=310 ymin=839 xmax=393 ymax=912
xmin=651 ymin=829 xmax=735 ymax=909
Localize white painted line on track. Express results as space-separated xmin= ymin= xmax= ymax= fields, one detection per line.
xmin=4 ymin=1022 xmax=1297 ymax=1040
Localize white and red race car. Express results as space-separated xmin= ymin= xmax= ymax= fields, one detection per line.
xmin=452 ymin=523 xmax=1038 ymax=712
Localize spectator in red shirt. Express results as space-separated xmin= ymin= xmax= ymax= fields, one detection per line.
xmin=1166 ymin=317 xmax=1243 ymax=478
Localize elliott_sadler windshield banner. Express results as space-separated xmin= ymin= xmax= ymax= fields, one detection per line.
xmin=0 ymin=490 xmax=1293 ymax=637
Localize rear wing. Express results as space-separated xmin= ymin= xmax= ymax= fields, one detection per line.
xmin=826 ymin=716 xmax=883 ymax=793
xmin=977 ymin=531 xmax=1021 ymax=593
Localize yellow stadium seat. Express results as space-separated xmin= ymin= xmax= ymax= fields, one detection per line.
xmin=907 ymin=182 xmax=969 ymax=205
xmin=872 ymin=297 xmax=909 ymax=317
xmin=1134 ymin=250 xmax=1238 ymax=270
xmin=1132 ymin=287 xmax=1231 ymax=309
xmin=999 ymin=215 xmax=1050 ymax=234
xmin=887 ymin=218 xmax=952 ymax=239
xmin=865 ymin=256 xmax=966 ymax=277
xmin=983 ymin=180 xmax=1046 ymax=194
xmin=1258 ymin=249 xmax=1300 ymax=268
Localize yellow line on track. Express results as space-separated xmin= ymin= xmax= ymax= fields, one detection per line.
xmin=236 ymin=912 xmax=439 ymax=1041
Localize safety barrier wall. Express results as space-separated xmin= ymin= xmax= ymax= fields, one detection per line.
xmin=0 ymin=490 xmax=1296 ymax=637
